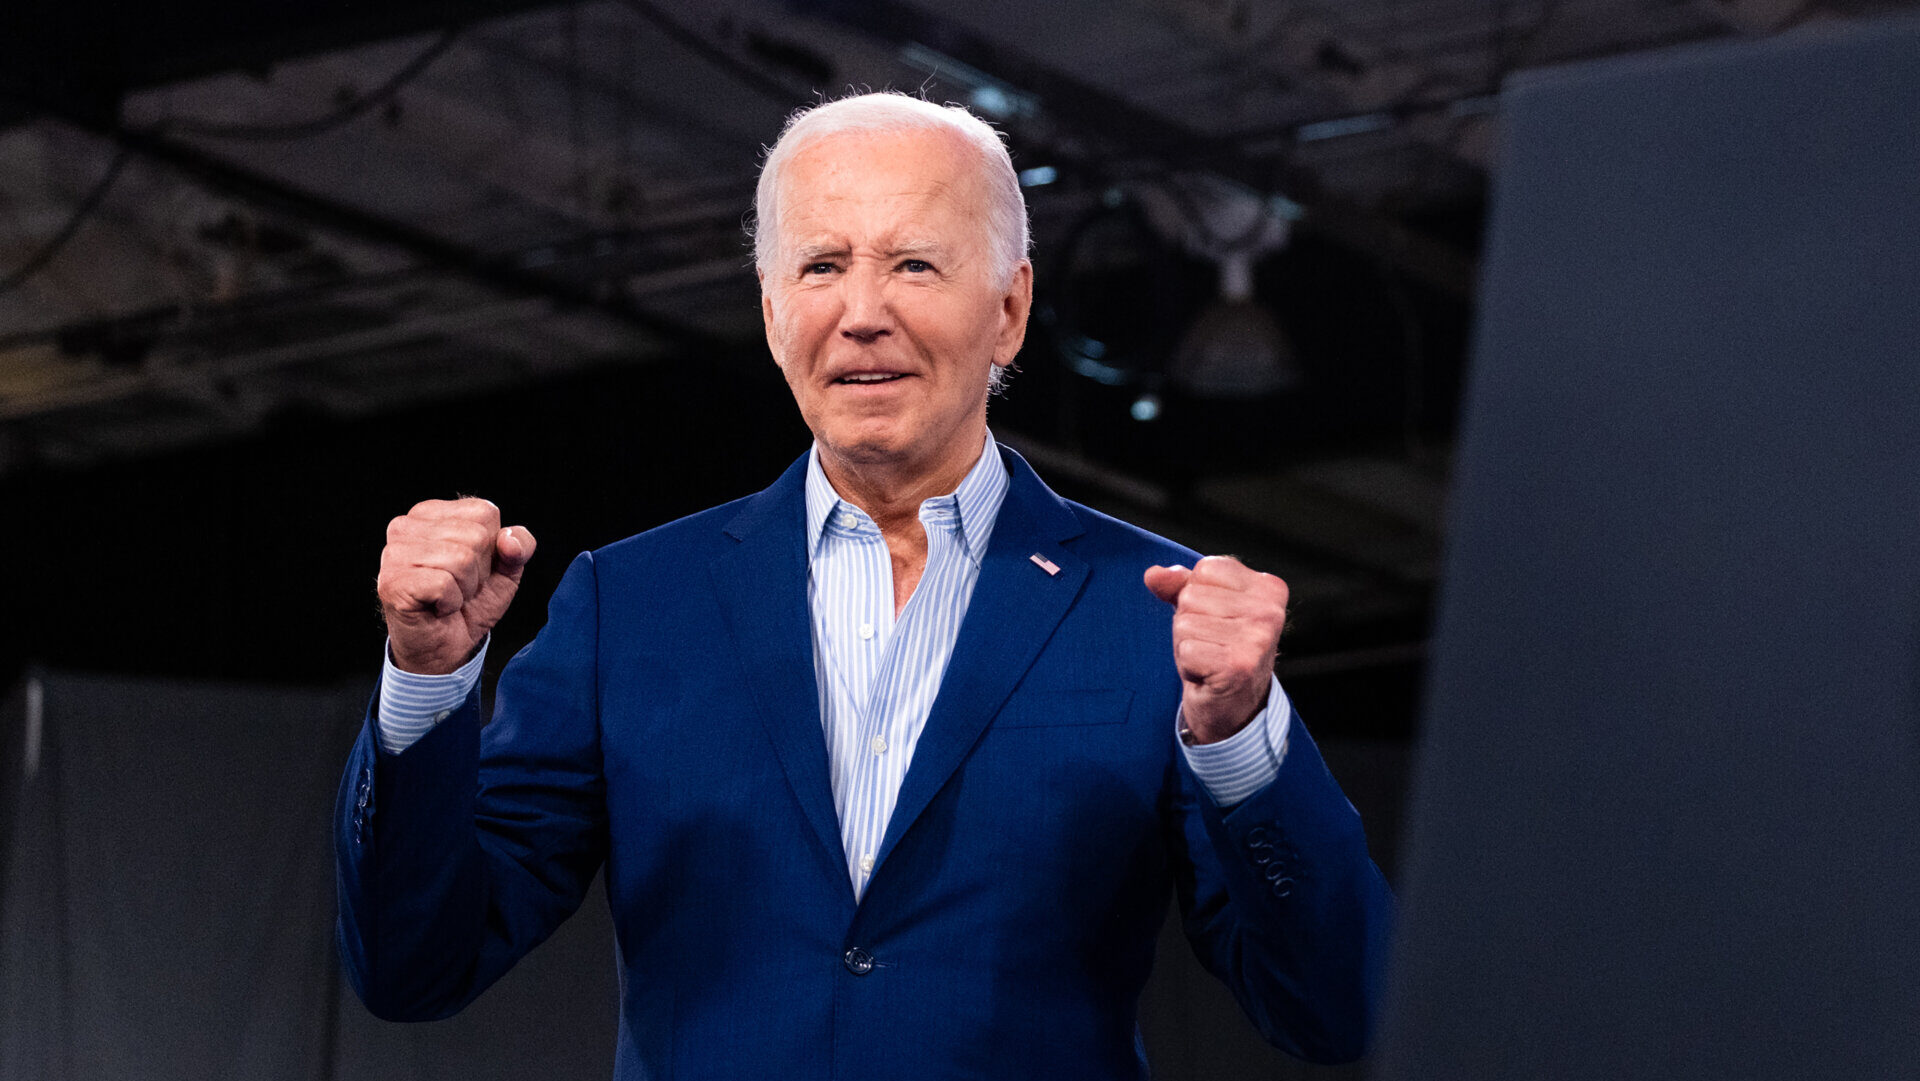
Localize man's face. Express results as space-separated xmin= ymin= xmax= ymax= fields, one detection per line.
xmin=760 ymin=127 xmax=1032 ymax=486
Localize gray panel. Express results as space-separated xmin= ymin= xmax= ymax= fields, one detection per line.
xmin=1379 ymin=18 xmax=1920 ymax=1081
xmin=1 ymin=675 xmax=353 ymax=1081
xmin=0 ymin=673 xmax=618 ymax=1081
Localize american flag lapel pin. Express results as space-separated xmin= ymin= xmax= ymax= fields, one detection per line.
xmin=1029 ymin=553 xmax=1060 ymax=576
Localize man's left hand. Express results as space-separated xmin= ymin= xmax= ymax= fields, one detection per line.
xmin=1144 ymin=556 xmax=1289 ymax=745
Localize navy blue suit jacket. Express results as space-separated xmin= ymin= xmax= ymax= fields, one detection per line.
xmin=336 ymin=447 xmax=1392 ymax=1079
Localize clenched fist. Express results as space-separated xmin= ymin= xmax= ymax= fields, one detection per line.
xmin=377 ymin=498 xmax=537 ymax=675
xmin=1143 ymin=555 xmax=1289 ymax=745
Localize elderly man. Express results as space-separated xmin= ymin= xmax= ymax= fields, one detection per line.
xmin=338 ymin=92 xmax=1391 ymax=1080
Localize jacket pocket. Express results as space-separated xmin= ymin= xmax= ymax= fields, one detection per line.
xmin=992 ymin=689 xmax=1133 ymax=728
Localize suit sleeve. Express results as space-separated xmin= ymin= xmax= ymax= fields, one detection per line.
xmin=1167 ymin=709 xmax=1395 ymax=1063
xmin=336 ymin=550 xmax=608 ymax=1021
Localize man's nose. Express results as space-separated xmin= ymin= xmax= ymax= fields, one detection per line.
xmin=838 ymin=264 xmax=893 ymax=344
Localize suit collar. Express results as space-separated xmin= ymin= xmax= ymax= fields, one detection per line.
xmin=721 ymin=450 xmax=811 ymax=544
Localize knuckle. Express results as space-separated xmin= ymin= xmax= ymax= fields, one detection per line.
xmin=379 ymin=568 xmax=438 ymax=609
xmin=433 ymin=540 xmax=477 ymax=573
xmin=454 ymin=496 xmax=501 ymax=525
xmin=451 ymin=519 xmax=492 ymax=549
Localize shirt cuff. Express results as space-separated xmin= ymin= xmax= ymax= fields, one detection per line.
xmin=375 ymin=637 xmax=488 ymax=755
xmin=1177 ymin=674 xmax=1292 ymax=807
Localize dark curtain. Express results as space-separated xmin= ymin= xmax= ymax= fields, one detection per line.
xmin=0 ymin=672 xmax=617 ymax=1081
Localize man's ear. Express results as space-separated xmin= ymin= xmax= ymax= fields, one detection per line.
xmin=760 ymin=272 xmax=782 ymax=367
xmin=993 ymin=261 xmax=1034 ymax=368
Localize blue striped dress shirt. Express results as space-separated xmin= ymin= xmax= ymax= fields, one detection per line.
xmin=377 ymin=437 xmax=1291 ymax=894
xmin=803 ymin=438 xmax=1005 ymax=895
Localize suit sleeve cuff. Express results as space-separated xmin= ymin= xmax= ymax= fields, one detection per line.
xmin=1178 ymin=674 xmax=1292 ymax=807
xmin=376 ymin=637 xmax=488 ymax=754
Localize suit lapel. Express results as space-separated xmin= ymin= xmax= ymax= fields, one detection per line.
xmin=709 ymin=455 xmax=852 ymax=903
xmin=874 ymin=448 xmax=1089 ymax=871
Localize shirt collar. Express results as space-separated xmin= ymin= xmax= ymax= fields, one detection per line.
xmin=804 ymin=433 xmax=1010 ymax=568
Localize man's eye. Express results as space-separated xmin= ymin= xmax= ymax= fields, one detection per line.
xmin=900 ymin=259 xmax=932 ymax=273
xmin=804 ymin=262 xmax=838 ymax=275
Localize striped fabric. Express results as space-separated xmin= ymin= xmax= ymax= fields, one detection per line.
xmin=802 ymin=439 xmax=1008 ymax=897
xmin=376 ymin=643 xmax=486 ymax=753
xmin=1179 ymin=682 xmax=1291 ymax=807
xmin=375 ymin=436 xmax=1290 ymax=869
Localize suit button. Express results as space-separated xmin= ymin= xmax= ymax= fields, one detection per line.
xmin=1264 ymin=861 xmax=1289 ymax=882
xmin=843 ymin=948 xmax=875 ymax=976
xmin=1246 ymin=827 xmax=1273 ymax=846
xmin=1271 ymin=877 xmax=1296 ymax=899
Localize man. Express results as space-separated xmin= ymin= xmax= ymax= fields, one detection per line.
xmin=338 ymin=92 xmax=1391 ymax=1080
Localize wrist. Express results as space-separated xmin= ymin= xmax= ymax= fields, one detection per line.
xmin=387 ymin=636 xmax=483 ymax=676
xmin=1180 ymin=704 xmax=1261 ymax=745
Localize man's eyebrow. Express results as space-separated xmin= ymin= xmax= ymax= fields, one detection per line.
xmin=788 ymin=241 xmax=950 ymax=262
xmin=885 ymin=242 xmax=947 ymax=258
xmin=793 ymin=244 xmax=848 ymax=262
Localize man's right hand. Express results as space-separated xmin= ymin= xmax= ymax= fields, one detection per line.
xmin=377 ymin=498 xmax=537 ymax=675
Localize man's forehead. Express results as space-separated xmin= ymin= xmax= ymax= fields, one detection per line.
xmin=780 ymin=130 xmax=980 ymax=201
xmin=794 ymin=124 xmax=970 ymax=168
xmin=778 ymin=150 xmax=983 ymax=243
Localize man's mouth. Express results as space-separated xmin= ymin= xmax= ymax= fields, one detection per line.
xmin=835 ymin=372 xmax=909 ymax=385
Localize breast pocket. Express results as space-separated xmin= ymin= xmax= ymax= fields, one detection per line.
xmin=992 ymin=689 xmax=1134 ymax=728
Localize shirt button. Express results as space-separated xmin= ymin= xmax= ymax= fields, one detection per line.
xmin=838 ymin=512 xmax=857 ymax=528
xmin=870 ymin=734 xmax=888 ymax=754
xmin=859 ymin=622 xmax=874 ymax=640
xmin=843 ymin=947 xmax=875 ymax=976
xmin=859 ymin=853 xmax=875 ymax=873
xmin=432 ymin=710 xmax=450 ymax=723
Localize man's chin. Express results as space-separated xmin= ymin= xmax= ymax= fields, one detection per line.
xmin=819 ymin=438 xmax=911 ymax=467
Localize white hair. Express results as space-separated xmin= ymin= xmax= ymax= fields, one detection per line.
xmin=752 ymin=92 xmax=1031 ymax=289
